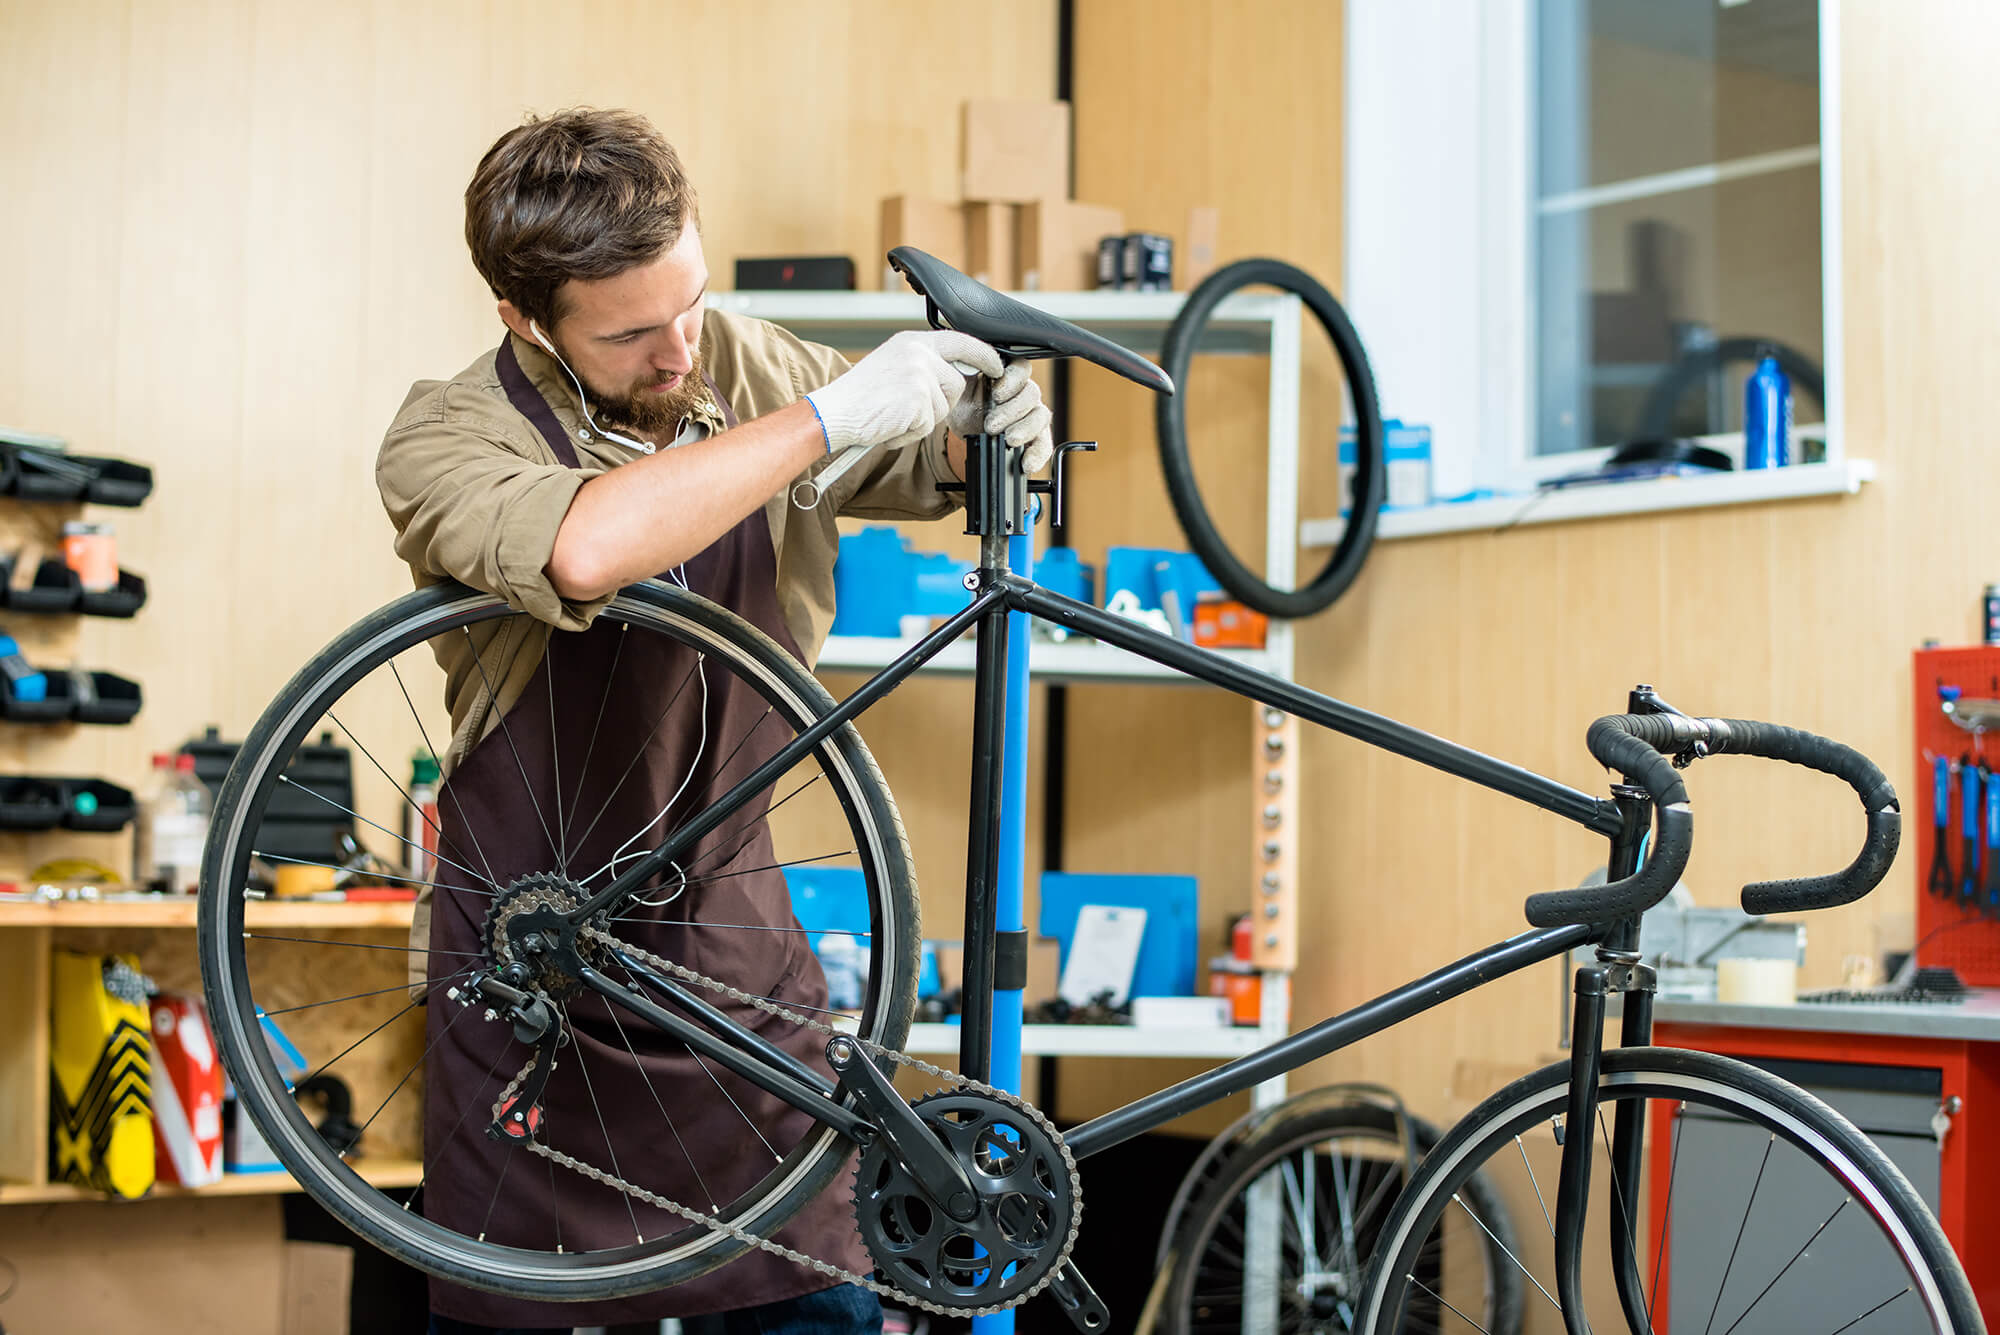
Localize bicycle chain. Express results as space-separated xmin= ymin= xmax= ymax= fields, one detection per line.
xmin=484 ymin=923 xmax=1081 ymax=1319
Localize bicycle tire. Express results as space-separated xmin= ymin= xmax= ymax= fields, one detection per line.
xmin=198 ymin=578 xmax=921 ymax=1302
xmin=1161 ymin=1102 xmax=1521 ymax=1335
xmin=1156 ymin=258 xmax=1385 ymax=620
xmin=1356 ymin=1048 xmax=1983 ymax=1334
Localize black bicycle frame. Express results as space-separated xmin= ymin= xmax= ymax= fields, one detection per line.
xmin=560 ymin=435 xmax=1649 ymax=1174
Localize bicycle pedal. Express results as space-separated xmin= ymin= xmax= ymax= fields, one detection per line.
xmin=1048 ymin=1259 xmax=1110 ymax=1332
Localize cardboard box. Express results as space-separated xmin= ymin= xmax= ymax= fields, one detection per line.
xmin=965 ymin=201 xmax=1020 ymax=289
xmin=1019 ymin=200 xmax=1125 ymax=292
xmin=281 ymin=1241 xmax=354 ymax=1335
xmin=962 ymin=99 xmax=1071 ymax=203
xmin=878 ymin=196 xmax=966 ymax=288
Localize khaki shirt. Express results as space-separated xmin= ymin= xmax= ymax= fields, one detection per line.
xmin=375 ymin=310 xmax=963 ymax=769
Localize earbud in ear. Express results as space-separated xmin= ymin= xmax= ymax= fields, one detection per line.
xmin=529 ymin=320 xmax=554 ymax=352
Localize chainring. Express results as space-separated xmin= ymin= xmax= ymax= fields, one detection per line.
xmin=853 ymin=1090 xmax=1080 ymax=1311
xmin=480 ymin=872 xmax=614 ymax=1000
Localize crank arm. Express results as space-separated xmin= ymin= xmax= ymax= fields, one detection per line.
xmin=1048 ymin=1258 xmax=1111 ymax=1332
xmin=826 ymin=1037 xmax=979 ymax=1222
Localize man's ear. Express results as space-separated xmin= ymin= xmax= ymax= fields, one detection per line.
xmin=497 ymin=299 xmax=537 ymax=346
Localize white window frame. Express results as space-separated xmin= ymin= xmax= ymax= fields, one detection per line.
xmin=1343 ymin=0 xmax=1844 ymax=505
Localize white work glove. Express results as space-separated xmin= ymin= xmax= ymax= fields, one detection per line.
xmin=949 ymin=360 xmax=1055 ymax=473
xmin=804 ymin=330 xmax=1003 ymax=454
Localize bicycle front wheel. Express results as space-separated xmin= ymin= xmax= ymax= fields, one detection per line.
xmin=1356 ymin=1048 xmax=1982 ymax=1334
xmin=198 ymin=579 xmax=920 ymax=1302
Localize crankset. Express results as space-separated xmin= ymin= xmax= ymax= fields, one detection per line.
xmin=852 ymin=1089 xmax=1080 ymax=1312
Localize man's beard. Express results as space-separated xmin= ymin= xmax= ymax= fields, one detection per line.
xmin=567 ymin=341 xmax=710 ymax=440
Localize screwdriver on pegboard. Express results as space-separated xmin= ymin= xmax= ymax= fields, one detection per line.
xmin=1930 ymin=754 xmax=1955 ymax=897
xmin=1962 ymin=756 xmax=1982 ymax=908
xmin=1985 ymin=765 xmax=2000 ymax=915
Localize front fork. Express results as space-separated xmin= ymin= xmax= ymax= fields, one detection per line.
xmin=1553 ymin=783 xmax=1660 ymax=1335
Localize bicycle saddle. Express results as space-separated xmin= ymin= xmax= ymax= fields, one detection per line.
xmin=888 ymin=245 xmax=1176 ymax=395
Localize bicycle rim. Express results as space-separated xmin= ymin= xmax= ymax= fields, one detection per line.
xmin=198 ymin=580 xmax=918 ymax=1300
xmin=1357 ymin=1049 xmax=1978 ymax=1335
xmin=1166 ymin=1105 xmax=1518 ymax=1335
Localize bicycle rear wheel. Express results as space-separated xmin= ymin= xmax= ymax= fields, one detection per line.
xmin=1356 ymin=1048 xmax=1982 ymax=1334
xmin=1161 ymin=1101 xmax=1521 ymax=1334
xmin=197 ymin=579 xmax=920 ymax=1302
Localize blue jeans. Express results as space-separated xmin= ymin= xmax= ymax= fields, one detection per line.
xmin=428 ymin=1283 xmax=883 ymax=1335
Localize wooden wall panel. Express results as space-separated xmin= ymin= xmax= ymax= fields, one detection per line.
xmin=0 ymin=1 xmax=1056 ymax=905
xmin=1066 ymin=0 xmax=2000 ymax=1132
xmin=1063 ymin=0 xmax=1347 ymax=1130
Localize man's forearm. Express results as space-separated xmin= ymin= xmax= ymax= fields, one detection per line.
xmin=545 ymin=400 xmax=826 ymax=600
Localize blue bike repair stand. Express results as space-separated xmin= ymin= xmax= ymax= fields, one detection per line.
xmin=971 ymin=502 xmax=1034 ymax=1335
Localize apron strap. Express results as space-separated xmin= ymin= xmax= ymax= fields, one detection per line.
xmin=702 ymin=370 xmax=739 ymax=430
xmin=496 ymin=336 xmax=584 ymax=468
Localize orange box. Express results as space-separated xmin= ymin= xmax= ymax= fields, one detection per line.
xmin=1192 ymin=595 xmax=1269 ymax=650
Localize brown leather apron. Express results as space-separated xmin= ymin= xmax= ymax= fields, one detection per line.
xmin=420 ymin=342 xmax=869 ymax=1325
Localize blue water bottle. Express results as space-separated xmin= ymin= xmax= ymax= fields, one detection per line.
xmin=1744 ymin=351 xmax=1791 ymax=469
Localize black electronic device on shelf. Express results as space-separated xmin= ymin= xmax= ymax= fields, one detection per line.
xmin=183 ymin=726 xmax=355 ymax=864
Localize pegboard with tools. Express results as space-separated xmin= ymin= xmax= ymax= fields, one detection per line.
xmin=1913 ymin=645 xmax=2000 ymax=983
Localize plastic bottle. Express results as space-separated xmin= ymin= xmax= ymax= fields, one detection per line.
xmin=1743 ymin=352 xmax=1792 ymax=469
xmin=137 ymin=753 xmax=211 ymax=894
xmin=404 ymin=754 xmax=441 ymax=883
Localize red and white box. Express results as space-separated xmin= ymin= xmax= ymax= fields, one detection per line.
xmin=149 ymin=993 xmax=225 ymax=1186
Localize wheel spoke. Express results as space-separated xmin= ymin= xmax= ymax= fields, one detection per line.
xmin=1719 ymin=1198 xmax=1850 ymax=1335
xmin=1455 ymin=1192 xmax=1558 ymax=1311
xmin=1826 ymin=1287 xmax=1913 ymax=1334
xmin=565 ymin=652 xmax=708 ymax=861
xmin=299 ymin=993 xmax=427 ymax=1085
xmin=563 ymin=1006 xmax=646 ymax=1244
xmin=406 ymin=1039 xmax=519 ymax=1213
xmin=246 ymin=933 xmax=482 ymax=957
xmin=274 ymin=776 xmax=496 ymax=893
xmin=1516 ymin=1133 xmax=1554 ymax=1238
xmin=1407 ymin=1273 xmax=1491 ymax=1333
xmin=253 ymin=850 xmax=486 ymax=898
xmin=560 ymin=621 xmax=629 ymax=853
xmin=459 ymin=625 xmax=561 ymax=866
xmin=349 ymin=995 xmax=474 ymax=1147
xmin=1648 ymin=1104 xmax=1687 ymax=1328
xmin=389 ymin=657 xmax=502 ymax=891
xmin=545 ymin=632 xmax=569 ymax=874
xmin=1598 ymin=1107 xmax=1654 ymax=1335
xmin=1703 ymin=1133 xmax=1776 ymax=1335
xmin=327 ymin=708 xmax=490 ymax=892
xmin=603 ymin=995 xmax=719 ymax=1210
xmin=259 ymin=968 xmax=478 ymax=1016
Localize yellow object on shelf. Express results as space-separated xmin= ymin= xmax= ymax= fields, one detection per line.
xmin=273 ymin=864 xmax=337 ymax=899
xmin=49 ymin=949 xmax=154 ymax=1200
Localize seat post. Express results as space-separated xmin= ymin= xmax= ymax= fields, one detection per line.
xmin=961 ymin=382 xmax=1026 ymax=576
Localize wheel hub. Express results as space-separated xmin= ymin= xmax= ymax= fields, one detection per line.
xmin=482 ymin=872 xmax=614 ymax=1001
xmin=853 ymin=1091 xmax=1078 ymax=1311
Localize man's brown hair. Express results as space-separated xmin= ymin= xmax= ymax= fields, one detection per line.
xmin=465 ymin=108 xmax=700 ymax=329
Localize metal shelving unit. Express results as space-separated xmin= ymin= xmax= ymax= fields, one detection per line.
xmin=727 ymin=288 xmax=1305 ymax=1087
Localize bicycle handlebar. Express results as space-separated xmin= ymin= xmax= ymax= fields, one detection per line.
xmin=1524 ymin=713 xmax=1901 ymax=928
xmin=1524 ymin=717 xmax=1693 ymax=927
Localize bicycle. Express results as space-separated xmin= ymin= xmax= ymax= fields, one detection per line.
xmin=198 ymin=247 xmax=1978 ymax=1333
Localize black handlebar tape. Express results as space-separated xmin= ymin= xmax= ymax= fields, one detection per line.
xmin=1524 ymin=715 xmax=1694 ymax=927
xmin=1699 ymin=718 xmax=1901 ymax=915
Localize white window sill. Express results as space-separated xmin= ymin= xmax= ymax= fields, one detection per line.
xmin=1299 ymin=459 xmax=1874 ymax=548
